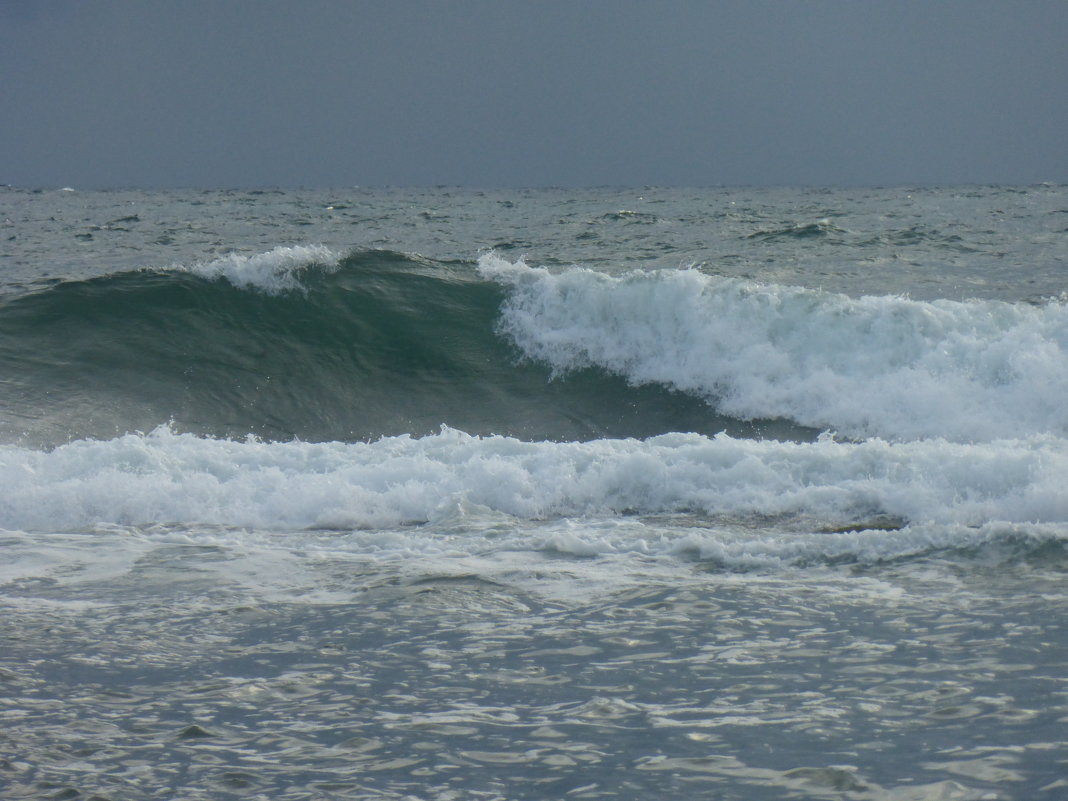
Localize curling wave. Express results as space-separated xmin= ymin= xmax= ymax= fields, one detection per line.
xmin=0 ymin=247 xmax=795 ymax=446
xmin=481 ymin=254 xmax=1068 ymax=442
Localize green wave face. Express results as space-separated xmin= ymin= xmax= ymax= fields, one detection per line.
xmin=0 ymin=250 xmax=798 ymax=446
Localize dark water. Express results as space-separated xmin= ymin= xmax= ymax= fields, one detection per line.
xmin=2 ymin=185 xmax=1068 ymax=800
xmin=0 ymin=249 xmax=803 ymax=446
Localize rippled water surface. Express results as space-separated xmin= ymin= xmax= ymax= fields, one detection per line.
xmin=3 ymin=533 xmax=1067 ymax=800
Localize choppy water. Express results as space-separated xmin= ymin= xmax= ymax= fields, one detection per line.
xmin=2 ymin=184 xmax=1067 ymax=800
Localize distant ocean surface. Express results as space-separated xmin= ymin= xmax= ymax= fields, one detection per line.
xmin=2 ymin=185 xmax=1067 ymax=800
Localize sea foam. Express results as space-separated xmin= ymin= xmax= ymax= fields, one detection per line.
xmin=2 ymin=426 xmax=1066 ymax=534
xmin=480 ymin=255 xmax=1068 ymax=442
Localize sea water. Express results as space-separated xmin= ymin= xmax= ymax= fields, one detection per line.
xmin=1 ymin=185 xmax=1067 ymax=799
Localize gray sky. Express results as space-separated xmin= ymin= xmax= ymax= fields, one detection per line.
xmin=3 ymin=1 xmax=1066 ymax=188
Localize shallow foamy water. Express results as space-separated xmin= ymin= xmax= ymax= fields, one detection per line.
xmin=3 ymin=526 xmax=1067 ymax=800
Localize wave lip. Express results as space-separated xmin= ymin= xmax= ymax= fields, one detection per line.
xmin=181 ymin=244 xmax=342 ymax=293
xmin=480 ymin=254 xmax=1068 ymax=443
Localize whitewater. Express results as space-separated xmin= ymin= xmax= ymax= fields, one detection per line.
xmin=2 ymin=185 xmax=1067 ymax=800
xmin=482 ymin=254 xmax=1068 ymax=442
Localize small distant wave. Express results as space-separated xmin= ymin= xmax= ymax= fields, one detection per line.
xmin=480 ymin=255 xmax=1068 ymax=442
xmin=745 ymin=218 xmax=845 ymax=241
xmin=746 ymin=220 xmax=983 ymax=254
xmin=598 ymin=210 xmax=660 ymax=224
xmin=862 ymin=225 xmax=980 ymax=253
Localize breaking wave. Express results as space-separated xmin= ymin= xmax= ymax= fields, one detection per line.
xmin=481 ymin=254 xmax=1068 ymax=442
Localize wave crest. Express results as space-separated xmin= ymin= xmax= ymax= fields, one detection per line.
xmin=480 ymin=254 xmax=1068 ymax=442
xmin=182 ymin=244 xmax=342 ymax=293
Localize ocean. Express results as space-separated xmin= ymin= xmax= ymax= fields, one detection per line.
xmin=1 ymin=184 xmax=1067 ymax=800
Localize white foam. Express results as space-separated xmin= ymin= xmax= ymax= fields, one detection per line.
xmin=479 ymin=255 xmax=1068 ymax=442
xmin=184 ymin=244 xmax=341 ymax=293
xmin=2 ymin=426 xmax=1067 ymax=535
xmin=0 ymin=526 xmax=154 ymax=594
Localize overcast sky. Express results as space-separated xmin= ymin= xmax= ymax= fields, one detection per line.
xmin=3 ymin=1 xmax=1066 ymax=188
